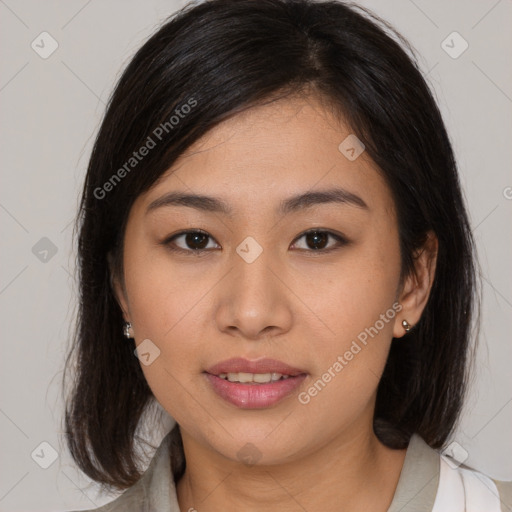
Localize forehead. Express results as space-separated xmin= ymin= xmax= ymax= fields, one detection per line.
xmin=136 ymin=95 xmax=394 ymax=218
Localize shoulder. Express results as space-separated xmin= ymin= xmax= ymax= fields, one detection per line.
xmin=436 ymin=456 xmax=512 ymax=511
xmin=67 ymin=480 xmax=147 ymax=512
xmin=415 ymin=435 xmax=512 ymax=511
xmin=495 ymin=479 xmax=512 ymax=509
xmin=66 ymin=431 xmax=180 ymax=512
xmin=65 ymin=467 xmax=152 ymax=512
xmin=388 ymin=434 xmax=512 ymax=511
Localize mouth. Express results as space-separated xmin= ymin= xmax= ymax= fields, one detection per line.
xmin=216 ymin=372 xmax=293 ymax=383
xmin=204 ymin=358 xmax=308 ymax=409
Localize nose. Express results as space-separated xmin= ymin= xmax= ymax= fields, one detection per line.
xmin=214 ymin=238 xmax=293 ymax=342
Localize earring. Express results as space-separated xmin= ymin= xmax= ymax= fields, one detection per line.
xmin=402 ymin=319 xmax=412 ymax=333
xmin=123 ymin=322 xmax=133 ymax=339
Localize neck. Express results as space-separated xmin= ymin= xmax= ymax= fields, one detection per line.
xmin=175 ymin=420 xmax=407 ymax=512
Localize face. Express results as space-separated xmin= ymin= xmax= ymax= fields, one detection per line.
xmin=113 ymin=95 xmax=422 ymax=466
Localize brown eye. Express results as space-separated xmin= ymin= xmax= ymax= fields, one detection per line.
xmin=305 ymin=231 xmax=329 ymax=250
xmin=164 ymin=230 xmax=219 ymax=254
xmin=182 ymin=232 xmax=210 ymax=250
xmin=163 ymin=228 xmax=348 ymax=256
xmin=291 ymin=230 xmax=348 ymax=252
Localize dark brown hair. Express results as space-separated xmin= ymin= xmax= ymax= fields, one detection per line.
xmin=63 ymin=0 xmax=478 ymax=492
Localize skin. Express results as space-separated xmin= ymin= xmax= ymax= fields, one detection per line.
xmin=112 ymin=94 xmax=438 ymax=512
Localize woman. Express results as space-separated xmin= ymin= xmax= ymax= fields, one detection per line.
xmin=63 ymin=0 xmax=512 ymax=510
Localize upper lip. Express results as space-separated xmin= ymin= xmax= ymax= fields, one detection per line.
xmin=205 ymin=357 xmax=306 ymax=376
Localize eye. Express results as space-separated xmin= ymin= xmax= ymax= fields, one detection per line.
xmin=290 ymin=229 xmax=348 ymax=253
xmin=163 ymin=230 xmax=220 ymax=255
xmin=162 ymin=228 xmax=348 ymax=256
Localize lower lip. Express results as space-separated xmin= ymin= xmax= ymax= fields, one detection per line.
xmin=204 ymin=373 xmax=307 ymax=409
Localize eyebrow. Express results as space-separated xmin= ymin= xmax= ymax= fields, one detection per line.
xmin=145 ymin=187 xmax=368 ymax=217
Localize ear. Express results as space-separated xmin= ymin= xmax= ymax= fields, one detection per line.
xmin=107 ymin=251 xmax=131 ymax=322
xmin=393 ymin=231 xmax=438 ymax=338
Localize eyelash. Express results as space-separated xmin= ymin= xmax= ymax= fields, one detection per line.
xmin=161 ymin=229 xmax=349 ymax=256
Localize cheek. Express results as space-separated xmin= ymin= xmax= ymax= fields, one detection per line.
xmin=298 ymin=229 xmax=401 ymax=402
xmin=124 ymin=240 xmax=209 ymax=340
xmin=122 ymin=246 xmax=210 ymax=399
xmin=124 ymin=264 xmax=208 ymax=429
xmin=306 ymin=233 xmax=401 ymax=348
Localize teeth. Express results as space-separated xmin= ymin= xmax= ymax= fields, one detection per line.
xmin=235 ymin=372 xmax=255 ymax=383
xmin=217 ymin=372 xmax=291 ymax=383
xmin=255 ymin=373 xmax=273 ymax=383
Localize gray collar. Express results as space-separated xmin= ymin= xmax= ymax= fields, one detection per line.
xmin=387 ymin=434 xmax=440 ymax=512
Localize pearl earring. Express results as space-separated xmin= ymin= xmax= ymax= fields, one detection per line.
xmin=123 ymin=322 xmax=133 ymax=339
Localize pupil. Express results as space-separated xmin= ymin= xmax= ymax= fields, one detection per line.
xmin=307 ymin=231 xmax=327 ymax=250
xmin=187 ymin=232 xmax=208 ymax=250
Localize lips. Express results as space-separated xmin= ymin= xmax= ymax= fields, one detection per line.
xmin=205 ymin=357 xmax=306 ymax=376
xmin=204 ymin=357 xmax=308 ymax=409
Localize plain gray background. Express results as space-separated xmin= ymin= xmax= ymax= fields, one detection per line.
xmin=0 ymin=0 xmax=511 ymax=510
